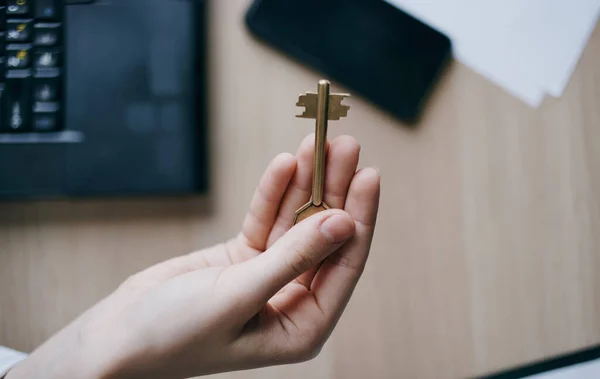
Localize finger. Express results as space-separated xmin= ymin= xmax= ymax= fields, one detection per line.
xmin=295 ymin=135 xmax=360 ymax=288
xmin=128 ymin=240 xmax=238 ymax=284
xmin=323 ymin=135 xmax=361 ymax=209
xmin=241 ymin=153 xmax=297 ymax=251
xmin=231 ymin=285 xmax=321 ymax=364
xmin=131 ymin=154 xmax=298 ymax=283
xmin=227 ymin=209 xmax=355 ymax=315
xmin=266 ymin=134 xmax=329 ymax=248
xmin=310 ymin=167 xmax=380 ymax=322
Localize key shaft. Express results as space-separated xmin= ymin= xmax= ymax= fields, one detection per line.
xmin=293 ymin=79 xmax=350 ymax=225
xmin=312 ymin=80 xmax=330 ymax=206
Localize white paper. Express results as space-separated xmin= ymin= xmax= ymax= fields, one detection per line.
xmin=466 ymin=0 xmax=600 ymax=98
xmin=524 ymin=357 xmax=600 ymax=379
xmin=0 ymin=346 xmax=27 ymax=377
xmin=385 ymin=0 xmax=600 ymax=106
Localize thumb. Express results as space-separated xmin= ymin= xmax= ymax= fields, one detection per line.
xmin=233 ymin=209 xmax=355 ymax=308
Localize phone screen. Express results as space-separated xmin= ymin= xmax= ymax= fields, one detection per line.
xmin=245 ymin=0 xmax=452 ymax=124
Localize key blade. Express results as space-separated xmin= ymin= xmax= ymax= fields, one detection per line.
xmin=328 ymin=93 xmax=350 ymax=120
xmin=296 ymin=92 xmax=318 ymax=119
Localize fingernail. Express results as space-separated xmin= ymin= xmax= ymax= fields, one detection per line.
xmin=320 ymin=213 xmax=355 ymax=244
xmin=359 ymin=166 xmax=380 ymax=176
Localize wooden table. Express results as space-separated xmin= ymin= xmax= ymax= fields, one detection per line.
xmin=2 ymin=2 xmax=600 ymax=378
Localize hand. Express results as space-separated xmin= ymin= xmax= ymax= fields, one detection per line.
xmin=7 ymin=135 xmax=380 ymax=379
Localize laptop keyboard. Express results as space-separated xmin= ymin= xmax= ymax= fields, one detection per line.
xmin=0 ymin=0 xmax=63 ymax=134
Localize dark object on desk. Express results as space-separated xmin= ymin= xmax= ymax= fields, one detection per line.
xmin=245 ymin=0 xmax=452 ymax=125
xmin=475 ymin=343 xmax=600 ymax=378
xmin=0 ymin=0 xmax=209 ymax=199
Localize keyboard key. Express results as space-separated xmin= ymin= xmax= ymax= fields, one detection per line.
xmin=7 ymin=20 xmax=33 ymax=43
xmin=35 ymin=0 xmax=61 ymax=20
xmin=34 ymin=24 xmax=61 ymax=46
xmin=33 ymin=101 xmax=61 ymax=132
xmin=34 ymin=77 xmax=59 ymax=102
xmin=0 ymin=85 xmax=5 ymax=133
xmin=0 ymin=35 xmax=5 ymax=79
xmin=34 ymin=49 xmax=60 ymax=69
xmin=6 ymin=47 xmax=31 ymax=69
xmin=34 ymin=112 xmax=59 ymax=132
xmin=4 ymin=77 xmax=32 ymax=132
xmin=7 ymin=0 xmax=30 ymax=16
xmin=0 ymin=7 xmax=6 ymax=30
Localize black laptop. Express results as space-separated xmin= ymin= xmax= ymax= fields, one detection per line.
xmin=0 ymin=0 xmax=208 ymax=199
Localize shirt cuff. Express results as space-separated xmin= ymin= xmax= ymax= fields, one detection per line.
xmin=0 ymin=346 xmax=27 ymax=378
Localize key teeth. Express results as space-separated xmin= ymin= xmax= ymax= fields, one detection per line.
xmin=296 ymin=102 xmax=311 ymax=118
xmin=295 ymin=92 xmax=318 ymax=119
xmin=296 ymin=93 xmax=316 ymax=104
xmin=296 ymin=110 xmax=315 ymax=118
xmin=339 ymin=103 xmax=350 ymax=116
xmin=296 ymin=94 xmax=308 ymax=106
xmin=328 ymin=94 xmax=351 ymax=120
xmin=295 ymin=92 xmax=352 ymax=119
xmin=342 ymin=103 xmax=350 ymax=115
xmin=295 ymin=106 xmax=310 ymax=117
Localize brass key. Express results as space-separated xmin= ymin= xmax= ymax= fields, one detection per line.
xmin=293 ymin=79 xmax=350 ymax=225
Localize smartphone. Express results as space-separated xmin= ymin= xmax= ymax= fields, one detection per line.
xmin=245 ymin=0 xmax=452 ymax=125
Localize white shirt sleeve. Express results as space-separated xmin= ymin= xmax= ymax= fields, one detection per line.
xmin=0 ymin=346 xmax=27 ymax=378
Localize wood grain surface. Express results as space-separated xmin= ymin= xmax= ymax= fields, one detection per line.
xmin=2 ymin=2 xmax=600 ymax=378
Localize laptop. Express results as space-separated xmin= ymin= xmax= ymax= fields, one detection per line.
xmin=0 ymin=0 xmax=209 ymax=199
